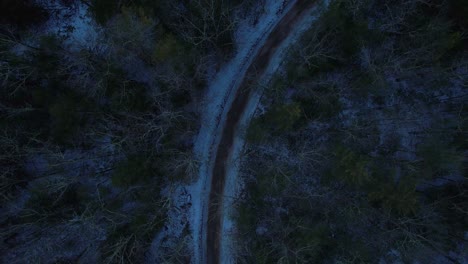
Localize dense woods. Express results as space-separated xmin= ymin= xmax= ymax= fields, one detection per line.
xmin=0 ymin=0 xmax=256 ymax=262
xmin=237 ymin=0 xmax=467 ymax=263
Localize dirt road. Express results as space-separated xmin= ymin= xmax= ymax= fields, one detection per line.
xmin=206 ymin=1 xmax=318 ymax=263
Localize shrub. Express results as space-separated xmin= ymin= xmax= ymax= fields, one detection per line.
xmin=111 ymin=155 xmax=157 ymax=187
xmin=447 ymin=0 xmax=468 ymax=30
xmin=258 ymin=171 xmax=289 ymax=197
xmin=320 ymin=1 xmax=378 ymax=59
xmin=286 ymin=220 xmax=334 ymax=262
xmin=108 ymin=7 xmax=156 ymax=56
xmin=24 ymin=181 xmax=89 ymax=222
xmin=328 ymin=146 xmax=371 ymax=188
xmin=48 ymin=99 xmax=78 ymax=144
xmin=235 ymin=202 xmax=256 ymax=233
xmin=417 ymin=137 xmax=463 ymax=179
xmin=247 ymin=103 xmax=302 ymax=142
xmin=109 ymin=81 xmax=151 ymax=112
xmin=0 ymin=0 xmax=48 ymax=28
xmin=90 ymin=0 xmax=119 ymax=24
xmin=425 ymin=183 xmax=468 ymax=234
xmin=31 ymin=35 xmax=62 ymax=77
xmin=285 ymin=62 xmax=311 ymax=82
xmin=246 ymin=118 xmax=268 ymax=143
xmin=153 ymin=33 xmax=184 ymax=62
xmin=296 ymin=85 xmax=342 ymax=120
xmin=368 ymin=179 xmax=420 ymax=216
xmin=350 ymin=71 xmax=383 ymax=97
xmin=266 ymin=75 xmax=288 ymax=97
xmin=48 ymin=92 xmax=91 ymax=144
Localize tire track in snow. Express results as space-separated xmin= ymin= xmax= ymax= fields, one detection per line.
xmin=205 ymin=1 xmax=319 ymax=263
xmin=191 ymin=2 xmax=297 ymax=263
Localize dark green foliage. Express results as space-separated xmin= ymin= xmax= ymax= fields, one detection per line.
xmin=452 ymin=116 xmax=468 ymax=152
xmin=170 ymin=90 xmax=192 ymax=108
xmin=33 ymin=35 xmax=63 ymax=76
xmin=368 ymin=179 xmax=420 ymax=216
xmin=0 ymin=163 xmax=29 ymax=203
xmin=93 ymin=63 xmax=153 ymax=112
xmin=417 ymin=136 xmax=463 ymax=179
xmin=259 ymin=171 xmax=289 ymax=198
xmin=1 ymin=42 xmax=95 ymax=144
xmin=322 ymin=2 xmax=365 ymax=57
xmin=393 ymin=0 xmax=467 ymax=66
xmin=350 ymin=70 xmax=389 ymax=97
xmin=109 ymin=81 xmax=151 ymax=112
xmin=319 ymin=1 xmax=382 ymax=58
xmin=106 ymin=210 xmax=164 ymax=243
xmin=90 ymin=0 xmax=120 ymax=24
xmin=404 ymin=19 xmax=462 ymax=63
xmin=289 ymin=222 xmax=335 ymax=262
xmin=285 ymin=0 xmax=384 ymax=82
xmin=327 ymin=146 xmax=371 ymax=187
xmin=48 ymin=92 xmax=91 ymax=144
xmin=247 ymin=103 xmax=302 ymax=142
xmin=296 ymin=85 xmax=342 ymax=120
xmin=152 ymin=33 xmax=183 ymax=62
xmin=24 ymin=183 xmax=90 ymax=222
xmin=326 ymin=147 xmax=422 ymax=215
xmin=0 ymin=0 xmax=48 ymax=28
xmin=246 ymin=119 xmax=268 ymax=143
xmin=111 ymin=155 xmax=159 ymax=187
xmin=235 ymin=203 xmax=256 ymax=233
xmin=426 ymin=183 xmax=468 ymax=236
xmin=101 ymin=189 xmax=167 ymax=263
xmin=447 ymin=0 xmax=468 ymax=30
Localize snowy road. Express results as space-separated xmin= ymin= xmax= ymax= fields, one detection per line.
xmin=189 ymin=0 xmax=327 ymax=263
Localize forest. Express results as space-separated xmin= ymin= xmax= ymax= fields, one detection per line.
xmin=1 ymin=0 xmax=249 ymax=262
xmin=1 ymin=0 xmax=467 ymax=263
xmin=238 ymin=0 xmax=467 ymax=263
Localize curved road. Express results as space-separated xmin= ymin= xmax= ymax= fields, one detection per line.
xmin=205 ymin=0 xmax=319 ymax=263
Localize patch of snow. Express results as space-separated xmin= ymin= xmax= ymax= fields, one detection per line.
xmin=256 ymin=226 xmax=268 ymax=235
xmin=119 ymin=55 xmax=158 ymax=87
xmin=36 ymin=0 xmax=100 ymax=50
xmin=148 ymin=184 xmax=191 ymax=262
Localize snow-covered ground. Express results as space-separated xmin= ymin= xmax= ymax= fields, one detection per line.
xmin=147 ymin=0 xmax=299 ymax=262
xmin=36 ymin=0 xmax=99 ymax=50
xmin=219 ymin=1 xmax=331 ymax=263
xmin=27 ymin=1 xmax=330 ymax=262
xmin=146 ymin=0 xmax=293 ymax=258
xmin=149 ymin=0 xmax=331 ymax=262
xmin=188 ymin=1 xmax=305 ymax=263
